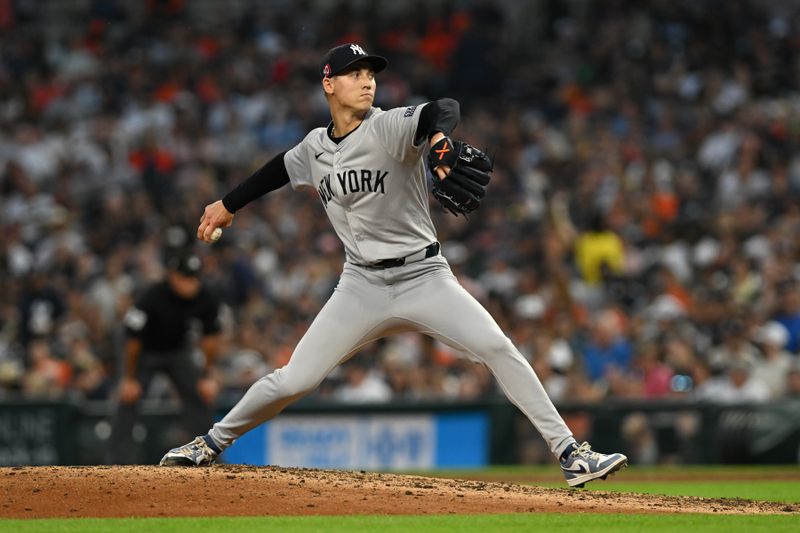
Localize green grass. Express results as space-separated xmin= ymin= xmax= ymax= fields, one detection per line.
xmin=416 ymin=465 xmax=800 ymax=504
xmin=566 ymin=481 xmax=800 ymax=503
xmin=419 ymin=464 xmax=798 ymax=478
xmin=1 ymin=514 xmax=799 ymax=533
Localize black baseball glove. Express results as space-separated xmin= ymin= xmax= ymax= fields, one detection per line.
xmin=428 ymin=136 xmax=493 ymax=216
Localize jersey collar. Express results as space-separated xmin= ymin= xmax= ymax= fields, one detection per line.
xmin=326 ymin=108 xmax=375 ymax=143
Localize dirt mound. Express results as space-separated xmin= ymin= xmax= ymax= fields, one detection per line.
xmin=1 ymin=465 xmax=797 ymax=518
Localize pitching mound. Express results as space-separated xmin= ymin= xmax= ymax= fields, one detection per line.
xmin=1 ymin=465 xmax=797 ymax=518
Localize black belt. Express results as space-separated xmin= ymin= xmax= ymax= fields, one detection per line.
xmin=363 ymin=242 xmax=440 ymax=269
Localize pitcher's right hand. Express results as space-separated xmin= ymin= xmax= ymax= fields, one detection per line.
xmin=198 ymin=200 xmax=234 ymax=243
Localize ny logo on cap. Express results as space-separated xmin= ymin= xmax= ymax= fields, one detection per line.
xmin=350 ymin=44 xmax=366 ymax=56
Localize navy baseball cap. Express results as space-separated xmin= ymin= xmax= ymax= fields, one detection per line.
xmin=320 ymin=43 xmax=388 ymax=80
xmin=168 ymin=252 xmax=202 ymax=277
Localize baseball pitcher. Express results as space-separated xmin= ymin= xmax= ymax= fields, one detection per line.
xmin=159 ymin=43 xmax=627 ymax=488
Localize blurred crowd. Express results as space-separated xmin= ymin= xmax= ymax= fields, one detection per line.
xmin=2 ymin=0 xmax=800 ymax=407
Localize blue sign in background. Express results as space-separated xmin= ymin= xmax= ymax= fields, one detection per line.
xmin=435 ymin=412 xmax=487 ymax=467
xmin=223 ymin=411 xmax=488 ymax=469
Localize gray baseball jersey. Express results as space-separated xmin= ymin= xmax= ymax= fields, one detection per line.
xmin=284 ymin=105 xmax=436 ymax=265
xmin=206 ymin=104 xmax=577 ymax=461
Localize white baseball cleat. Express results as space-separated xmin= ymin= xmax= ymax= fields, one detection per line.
xmin=159 ymin=436 xmax=219 ymax=466
xmin=560 ymin=441 xmax=628 ymax=488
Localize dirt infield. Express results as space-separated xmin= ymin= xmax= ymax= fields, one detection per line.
xmin=1 ymin=465 xmax=797 ymax=518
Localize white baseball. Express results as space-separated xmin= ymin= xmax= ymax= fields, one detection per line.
xmin=211 ymin=227 xmax=223 ymax=241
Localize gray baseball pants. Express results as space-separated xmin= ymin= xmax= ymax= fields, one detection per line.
xmin=209 ymin=255 xmax=575 ymax=458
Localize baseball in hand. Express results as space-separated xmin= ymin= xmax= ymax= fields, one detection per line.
xmin=211 ymin=227 xmax=223 ymax=241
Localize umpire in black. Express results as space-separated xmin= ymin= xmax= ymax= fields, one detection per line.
xmin=108 ymin=250 xmax=223 ymax=464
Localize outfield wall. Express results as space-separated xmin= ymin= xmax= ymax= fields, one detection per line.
xmin=0 ymin=398 xmax=798 ymax=466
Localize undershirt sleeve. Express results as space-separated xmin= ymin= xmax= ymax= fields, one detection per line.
xmin=221 ymin=152 xmax=290 ymax=213
xmin=414 ymin=98 xmax=460 ymax=145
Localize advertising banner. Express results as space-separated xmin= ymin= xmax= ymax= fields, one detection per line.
xmin=223 ymin=411 xmax=489 ymax=469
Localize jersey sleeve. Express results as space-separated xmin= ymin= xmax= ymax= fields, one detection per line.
xmin=283 ymin=132 xmax=315 ymax=189
xmin=371 ymin=103 xmax=430 ymax=163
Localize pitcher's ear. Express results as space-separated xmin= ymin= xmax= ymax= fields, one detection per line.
xmin=322 ymin=76 xmax=335 ymax=95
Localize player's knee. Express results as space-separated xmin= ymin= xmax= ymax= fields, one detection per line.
xmin=474 ymin=335 xmax=516 ymax=361
xmin=280 ymin=380 xmax=317 ymax=398
xmin=274 ymin=367 xmax=319 ymax=398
